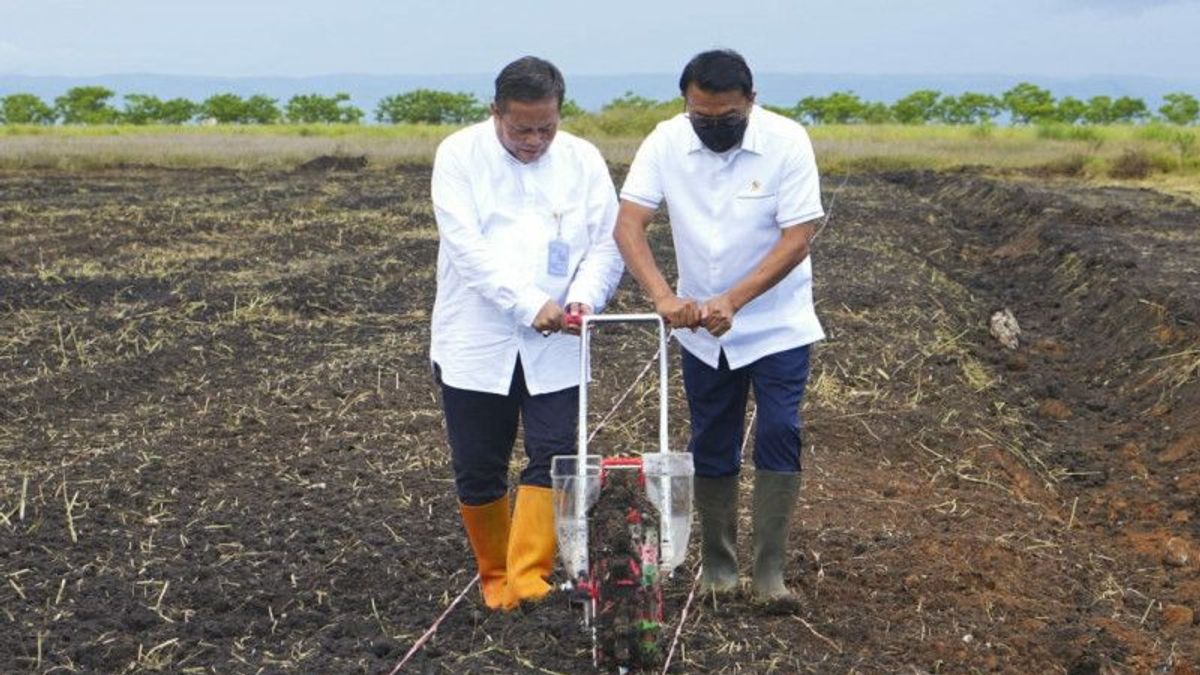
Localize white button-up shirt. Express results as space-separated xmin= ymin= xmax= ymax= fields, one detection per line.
xmin=430 ymin=119 xmax=624 ymax=395
xmin=620 ymin=106 xmax=825 ymax=369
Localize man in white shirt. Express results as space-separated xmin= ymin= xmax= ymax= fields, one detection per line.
xmin=614 ymin=50 xmax=824 ymax=607
xmin=430 ymin=56 xmax=624 ymax=611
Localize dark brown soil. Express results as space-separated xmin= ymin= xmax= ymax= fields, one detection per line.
xmin=588 ymin=465 xmax=663 ymax=671
xmin=1 ymin=165 xmax=1199 ymax=673
xmin=297 ymin=155 xmax=369 ymax=173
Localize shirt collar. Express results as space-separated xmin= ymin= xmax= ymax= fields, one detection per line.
xmin=740 ymin=106 xmax=764 ymax=155
xmin=684 ymin=105 xmax=764 ymax=157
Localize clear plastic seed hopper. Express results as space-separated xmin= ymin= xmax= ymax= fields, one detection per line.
xmin=551 ymin=313 xmax=694 ymax=670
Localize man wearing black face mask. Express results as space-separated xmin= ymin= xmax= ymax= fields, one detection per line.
xmin=614 ymin=49 xmax=824 ymax=609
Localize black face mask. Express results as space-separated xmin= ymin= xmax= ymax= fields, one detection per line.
xmin=691 ymin=116 xmax=748 ymax=153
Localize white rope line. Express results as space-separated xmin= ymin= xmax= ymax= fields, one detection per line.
xmin=388 ymin=574 xmax=479 ymax=674
xmin=588 ymin=348 xmax=661 ymax=444
xmin=392 ymin=345 xmax=661 ymax=671
xmin=661 ymin=562 xmax=703 ymax=675
xmin=811 ymin=172 xmax=851 ymax=244
xmin=740 ymin=404 xmax=757 ymax=459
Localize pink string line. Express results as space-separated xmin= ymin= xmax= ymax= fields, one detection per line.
xmin=661 ymin=563 xmax=703 ymax=675
xmin=588 ymin=349 xmax=660 ymax=443
xmin=661 ymin=403 xmax=752 ymax=673
xmin=392 ymin=344 xmax=664 ymax=672
xmin=388 ymin=574 xmax=479 ymax=675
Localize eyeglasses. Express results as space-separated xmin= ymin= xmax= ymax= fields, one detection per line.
xmin=686 ymin=110 xmax=748 ymax=129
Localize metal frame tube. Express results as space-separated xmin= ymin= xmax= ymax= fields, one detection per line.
xmin=576 ymin=313 xmax=669 ymax=459
xmin=572 ymin=313 xmax=672 ymax=579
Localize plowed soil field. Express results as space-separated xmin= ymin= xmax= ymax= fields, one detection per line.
xmin=2 ymin=164 xmax=1199 ymax=673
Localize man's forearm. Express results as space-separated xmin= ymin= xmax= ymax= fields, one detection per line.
xmin=614 ymin=216 xmax=674 ymax=303
xmin=725 ymin=224 xmax=814 ymax=311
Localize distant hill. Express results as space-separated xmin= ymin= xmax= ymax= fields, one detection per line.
xmin=2 ymin=72 xmax=1197 ymax=117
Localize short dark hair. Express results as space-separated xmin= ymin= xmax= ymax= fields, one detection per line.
xmin=494 ymin=56 xmax=566 ymax=110
xmin=678 ymin=49 xmax=754 ymax=98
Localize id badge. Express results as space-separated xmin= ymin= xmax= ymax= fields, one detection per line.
xmin=547 ymin=239 xmax=570 ymax=277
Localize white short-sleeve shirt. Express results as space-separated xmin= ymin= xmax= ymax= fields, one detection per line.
xmin=430 ymin=120 xmax=624 ymax=395
xmin=620 ymin=105 xmax=826 ymax=369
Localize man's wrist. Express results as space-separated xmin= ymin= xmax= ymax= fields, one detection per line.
xmin=725 ymin=289 xmax=747 ymax=313
xmin=649 ymin=286 xmax=674 ymax=305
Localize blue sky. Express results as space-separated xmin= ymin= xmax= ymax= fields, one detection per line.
xmin=2 ymin=0 xmax=1198 ymax=78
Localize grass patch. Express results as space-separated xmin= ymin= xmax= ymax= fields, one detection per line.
xmin=1109 ymin=149 xmax=1155 ymax=179
xmin=1 ymin=123 xmax=1197 ymax=189
xmin=1035 ymin=123 xmax=1102 ymax=143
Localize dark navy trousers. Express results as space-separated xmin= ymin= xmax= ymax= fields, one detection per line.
xmin=681 ymin=344 xmax=812 ymax=478
xmin=437 ymin=359 xmax=578 ymax=505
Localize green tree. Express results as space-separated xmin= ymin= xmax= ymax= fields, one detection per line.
xmin=200 ymin=94 xmax=279 ymax=124
xmin=793 ymin=96 xmax=822 ymax=124
xmin=824 ymin=91 xmax=870 ymax=124
xmin=891 ymin=89 xmax=941 ymax=125
xmin=375 ymin=89 xmax=487 ymax=124
xmin=200 ymin=93 xmax=246 ymax=123
xmin=159 ymin=98 xmax=198 ymax=125
xmin=560 ymin=98 xmax=587 ymax=118
xmin=795 ymin=91 xmax=868 ymax=124
xmin=1159 ymin=92 xmax=1199 ymax=125
xmin=602 ymin=91 xmax=660 ymax=111
xmin=1083 ymin=96 xmax=1115 ymax=125
xmin=578 ymin=95 xmax=680 ymax=135
xmin=939 ymin=92 xmax=1000 ymax=124
xmin=243 ymin=95 xmax=281 ymax=124
xmin=1 ymin=93 xmax=57 ymax=124
xmin=55 ymin=86 xmax=120 ymax=124
xmin=123 ymin=95 xmax=197 ymax=124
xmin=1001 ymin=82 xmax=1056 ymax=124
xmin=284 ymin=93 xmax=363 ymax=124
xmin=762 ymin=103 xmax=797 ymax=119
xmin=1111 ymin=96 xmax=1149 ymax=124
xmin=122 ymin=94 xmax=164 ymax=125
xmin=861 ymin=101 xmax=892 ymax=124
xmin=1055 ymin=96 xmax=1087 ymax=125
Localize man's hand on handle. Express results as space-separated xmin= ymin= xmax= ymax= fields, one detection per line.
xmin=701 ymin=294 xmax=735 ymax=337
xmin=532 ymin=300 xmax=565 ymax=335
xmin=654 ymin=294 xmax=702 ymax=330
xmin=563 ymin=303 xmax=591 ymax=336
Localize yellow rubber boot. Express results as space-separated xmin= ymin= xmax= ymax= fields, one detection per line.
xmin=459 ymin=494 xmax=513 ymax=610
xmin=503 ymin=485 xmax=556 ymax=606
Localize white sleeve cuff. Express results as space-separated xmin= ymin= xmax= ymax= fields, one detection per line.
xmin=515 ymin=287 xmax=551 ymax=327
xmin=778 ymin=209 xmax=825 ymax=228
xmin=566 ymin=288 xmax=600 ymax=314
xmin=619 ymin=192 xmax=660 ymax=210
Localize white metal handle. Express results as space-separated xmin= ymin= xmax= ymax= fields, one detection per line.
xmin=576 ymin=313 xmax=669 ymax=459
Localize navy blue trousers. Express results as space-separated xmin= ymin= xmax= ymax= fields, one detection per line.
xmin=437 ymin=359 xmax=578 ymax=505
xmin=681 ymin=345 xmax=812 ymax=478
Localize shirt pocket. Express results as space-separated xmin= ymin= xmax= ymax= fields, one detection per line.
xmin=732 ymin=190 xmax=779 ymax=226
